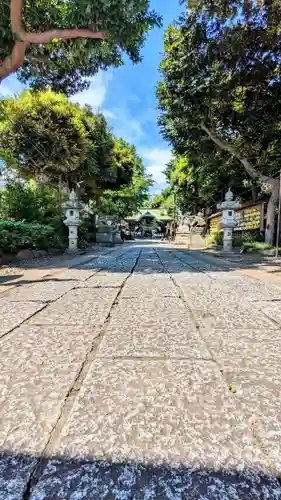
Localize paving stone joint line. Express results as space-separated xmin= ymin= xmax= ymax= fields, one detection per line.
xmin=22 ymin=248 xmax=143 ymax=499
xmin=0 ymin=244 xmax=281 ymax=500
xmin=155 ymin=247 xmax=281 ymax=477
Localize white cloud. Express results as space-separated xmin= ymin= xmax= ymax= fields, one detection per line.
xmin=104 ymin=105 xmax=144 ymax=143
xmin=143 ymin=148 xmax=172 ymax=187
xmin=144 ymin=148 xmax=173 ymax=165
xmin=103 ymin=109 xmax=116 ymax=120
xmin=0 ymin=75 xmax=26 ymax=99
xmin=0 ymin=72 xmax=112 ymax=109
xmin=70 ymin=71 xmax=112 ymax=110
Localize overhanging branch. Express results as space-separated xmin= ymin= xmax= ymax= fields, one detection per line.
xmin=0 ymin=0 xmax=104 ymax=82
xmin=0 ymin=41 xmax=26 ymax=81
xmin=10 ymin=0 xmax=105 ymax=43
xmin=201 ymin=122 xmax=275 ymax=187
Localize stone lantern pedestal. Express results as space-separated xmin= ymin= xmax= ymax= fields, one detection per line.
xmin=217 ymin=189 xmax=241 ymax=252
xmin=96 ymin=215 xmax=123 ymax=246
xmin=175 ymin=215 xmax=191 ymax=246
xmin=63 ymin=190 xmax=83 ymax=252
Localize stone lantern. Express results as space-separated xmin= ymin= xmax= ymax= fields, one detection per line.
xmin=217 ymin=188 xmax=241 ymax=252
xmin=63 ymin=190 xmax=83 ymax=252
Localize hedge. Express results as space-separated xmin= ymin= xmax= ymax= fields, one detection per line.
xmin=0 ymin=220 xmax=61 ymax=254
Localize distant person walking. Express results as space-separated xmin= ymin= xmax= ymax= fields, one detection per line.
xmin=170 ymin=221 xmax=177 ymax=241
xmin=166 ymin=223 xmax=171 ymax=241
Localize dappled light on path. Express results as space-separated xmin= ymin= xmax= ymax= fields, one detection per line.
xmin=0 ymin=242 xmax=281 ymax=498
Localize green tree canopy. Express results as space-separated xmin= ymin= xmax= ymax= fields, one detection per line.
xmin=165 ymin=148 xmax=256 ymax=216
xmin=0 ymin=89 xmax=133 ymax=198
xmin=0 ymin=0 xmax=161 ymax=94
xmin=145 ymin=189 xmax=175 ymax=217
xmin=157 ymin=2 xmax=281 ymax=243
xmin=0 ymin=179 xmax=59 ymax=222
xmin=145 ymin=194 xmax=164 ymax=209
xmin=96 ymin=152 xmax=153 ymax=220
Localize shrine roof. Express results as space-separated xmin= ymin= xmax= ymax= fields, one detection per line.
xmin=126 ymin=208 xmax=172 ymax=222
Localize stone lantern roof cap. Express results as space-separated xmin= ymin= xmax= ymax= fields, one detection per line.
xmin=225 ymin=188 xmax=233 ymax=201
xmin=63 ymin=189 xmax=83 ymax=209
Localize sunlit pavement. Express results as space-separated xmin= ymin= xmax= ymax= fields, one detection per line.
xmin=1 ymin=241 xmax=281 ymax=499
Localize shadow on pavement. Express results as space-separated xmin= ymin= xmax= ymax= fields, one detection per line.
xmin=1 ymin=451 xmax=280 ymax=499
xmin=0 ymin=274 xmax=23 ymax=284
xmin=0 ymin=242 xmax=280 ymax=290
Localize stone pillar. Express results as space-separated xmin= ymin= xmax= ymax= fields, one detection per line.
xmin=63 ymin=190 xmax=83 ymax=252
xmin=217 ymin=189 xmax=241 ymax=252
xmin=223 ymin=228 xmax=233 ymax=252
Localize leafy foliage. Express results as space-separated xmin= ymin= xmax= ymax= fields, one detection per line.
xmin=157 ymin=7 xmax=281 ymax=174
xmin=0 ymin=180 xmax=59 ymax=222
xmin=0 ymin=90 xmax=133 ymax=198
xmin=0 ymin=220 xmax=58 ymax=253
xmin=157 ymin=2 xmax=281 ymax=242
xmin=0 ymin=0 xmax=162 ymax=94
xmin=145 ymin=188 xmax=175 ymax=217
xmin=145 ymin=194 xmax=164 ymax=209
xmin=165 ymin=151 xmax=253 ymax=215
xmin=96 ymin=152 xmax=152 ymax=219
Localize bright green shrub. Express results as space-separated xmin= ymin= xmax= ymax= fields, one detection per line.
xmin=0 ymin=220 xmax=59 ymax=253
xmin=205 ymin=229 xmax=223 ymax=247
xmin=0 ymin=181 xmax=59 ymax=223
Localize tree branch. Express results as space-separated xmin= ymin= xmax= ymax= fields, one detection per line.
xmin=0 ymin=0 xmax=104 ymax=83
xmin=0 ymin=41 xmax=26 ymax=81
xmin=11 ymin=0 xmax=105 ymax=43
xmin=201 ymin=122 xmax=275 ymax=187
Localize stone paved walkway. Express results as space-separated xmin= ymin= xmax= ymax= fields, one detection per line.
xmin=1 ymin=242 xmax=281 ymax=499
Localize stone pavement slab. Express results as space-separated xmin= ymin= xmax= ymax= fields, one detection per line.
xmin=109 ymin=297 xmax=188 ymax=323
xmin=134 ymin=267 xmax=166 ymax=274
xmin=50 ymin=359 xmax=268 ymax=471
xmin=259 ymin=302 xmax=281 ymax=327
xmin=193 ymin=302 xmax=277 ymax=330
xmin=121 ymin=274 xmax=177 ymax=298
xmin=135 ymin=264 xmax=164 ymax=273
xmin=174 ymin=271 xmax=213 ymax=284
xmin=0 ymin=245 xmax=119 ymax=295
xmin=200 ymin=328 xmax=281 ymax=361
xmin=135 ymin=260 xmax=163 ymax=265
xmin=177 ymin=282 xmax=255 ymax=313
xmin=54 ymin=268 xmax=98 ymax=281
xmin=1 ymin=280 xmax=75 ymax=302
xmin=211 ymin=277 xmax=281 ymax=302
xmin=29 ymin=460 xmax=281 ymax=500
xmin=2 ymin=243 xmax=281 ymax=498
xmin=93 ymin=254 xmax=138 ymax=274
xmin=85 ymin=272 xmax=129 ymax=288
xmin=0 ymin=454 xmax=37 ymax=500
xmin=177 ymin=283 xmax=219 ymax=311
xmin=178 ymin=274 xmax=281 ymax=315
xmin=29 ymin=288 xmax=119 ymax=326
xmin=0 ymin=324 xmax=101 ymax=498
xmin=206 ymin=271 xmax=248 ymax=280
xmin=0 ymin=300 xmax=45 ymax=339
xmin=0 ymin=324 xmax=101 ymax=453
xmin=98 ymin=316 xmax=206 ymax=358
xmin=219 ymin=356 xmax=281 ymax=474
xmin=186 ymin=248 xmax=281 ymax=285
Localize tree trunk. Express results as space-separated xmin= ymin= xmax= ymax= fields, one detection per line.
xmin=201 ymin=123 xmax=273 ymax=185
xmin=265 ymin=180 xmax=279 ymax=245
xmin=201 ymin=123 xmax=279 ymax=244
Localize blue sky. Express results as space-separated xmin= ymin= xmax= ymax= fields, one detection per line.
xmin=0 ymin=1 xmax=183 ymax=194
